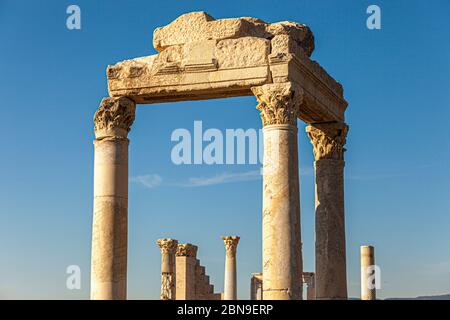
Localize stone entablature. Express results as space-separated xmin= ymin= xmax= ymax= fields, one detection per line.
xmin=106 ymin=11 xmax=347 ymax=123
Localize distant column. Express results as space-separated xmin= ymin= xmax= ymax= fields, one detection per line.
xmin=157 ymin=238 xmax=178 ymax=300
xmin=222 ymin=236 xmax=240 ymax=300
xmin=360 ymin=245 xmax=376 ymax=300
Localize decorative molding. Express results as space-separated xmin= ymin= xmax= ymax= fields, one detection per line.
xmin=251 ymin=82 xmax=303 ymax=126
xmin=306 ymin=122 xmax=348 ymax=161
xmin=176 ymin=244 xmax=198 ymax=257
xmin=222 ymin=236 xmax=240 ymax=255
xmin=93 ymin=97 xmax=136 ymax=138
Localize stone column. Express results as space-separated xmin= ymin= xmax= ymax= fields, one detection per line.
xmin=222 ymin=236 xmax=240 ymax=300
xmin=157 ymin=238 xmax=178 ymax=300
xmin=306 ymin=122 xmax=349 ymax=300
xmin=361 ymin=245 xmax=376 ymax=300
xmin=302 ymin=272 xmax=316 ymax=300
xmin=90 ymin=96 xmax=136 ymax=300
xmin=251 ymin=82 xmax=303 ymax=300
xmin=176 ymin=243 xmax=198 ymax=300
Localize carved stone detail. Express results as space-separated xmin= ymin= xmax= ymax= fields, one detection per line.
xmin=306 ymin=122 xmax=348 ymax=160
xmin=157 ymin=238 xmax=178 ymax=254
xmin=251 ymin=82 xmax=303 ymax=126
xmin=93 ymin=97 xmax=136 ymax=138
xmin=160 ymin=273 xmax=175 ymax=300
xmin=222 ymin=236 xmax=240 ymax=255
xmin=176 ymin=244 xmax=198 ymax=257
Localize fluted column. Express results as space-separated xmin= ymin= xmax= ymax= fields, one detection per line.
xmin=157 ymin=238 xmax=178 ymax=300
xmin=360 ymin=245 xmax=376 ymax=300
xmin=306 ymin=122 xmax=349 ymax=300
xmin=90 ymin=96 xmax=136 ymax=300
xmin=222 ymin=236 xmax=240 ymax=300
xmin=251 ymin=82 xmax=303 ymax=300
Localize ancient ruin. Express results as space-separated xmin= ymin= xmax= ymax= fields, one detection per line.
xmin=91 ymin=11 xmax=348 ymax=300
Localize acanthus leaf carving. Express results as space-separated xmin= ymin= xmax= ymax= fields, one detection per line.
xmin=251 ymin=82 xmax=303 ymax=126
xmin=93 ymin=96 xmax=136 ymax=138
xmin=306 ymin=122 xmax=348 ymax=161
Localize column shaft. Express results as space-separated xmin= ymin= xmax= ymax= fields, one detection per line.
xmin=262 ymin=125 xmax=302 ymax=299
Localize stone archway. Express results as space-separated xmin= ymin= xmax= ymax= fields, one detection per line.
xmin=90 ymin=11 xmax=349 ymax=300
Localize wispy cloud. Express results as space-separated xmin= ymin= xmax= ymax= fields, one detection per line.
xmin=130 ymin=174 xmax=162 ymax=188
xmin=174 ymin=170 xmax=261 ymax=187
xmin=132 ymin=165 xmax=313 ymax=189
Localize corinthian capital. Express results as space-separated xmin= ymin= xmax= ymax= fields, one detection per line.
xmin=176 ymin=244 xmax=198 ymax=257
xmin=94 ymin=96 xmax=136 ymax=139
xmin=251 ymin=82 xmax=303 ymax=126
xmin=306 ymin=122 xmax=348 ymax=161
xmin=222 ymin=236 xmax=240 ymax=255
xmin=157 ymin=238 xmax=178 ymax=254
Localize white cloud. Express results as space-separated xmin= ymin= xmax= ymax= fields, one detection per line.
xmin=175 ymin=170 xmax=261 ymax=187
xmin=130 ymin=174 xmax=162 ymax=188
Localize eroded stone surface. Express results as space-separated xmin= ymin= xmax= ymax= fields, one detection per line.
xmin=105 ymin=11 xmax=346 ymax=124
xmin=153 ymin=12 xmax=313 ymax=56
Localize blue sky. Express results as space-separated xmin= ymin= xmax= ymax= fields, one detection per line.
xmin=0 ymin=0 xmax=449 ymax=299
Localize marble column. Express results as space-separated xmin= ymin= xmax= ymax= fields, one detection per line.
xmin=222 ymin=236 xmax=240 ymax=300
xmin=90 ymin=96 xmax=136 ymax=300
xmin=157 ymin=238 xmax=178 ymax=300
xmin=306 ymin=122 xmax=349 ymax=300
xmin=176 ymin=243 xmax=198 ymax=300
xmin=252 ymin=82 xmax=303 ymax=300
xmin=360 ymin=245 xmax=376 ymax=300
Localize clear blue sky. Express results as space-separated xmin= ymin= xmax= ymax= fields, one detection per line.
xmin=0 ymin=0 xmax=449 ymax=299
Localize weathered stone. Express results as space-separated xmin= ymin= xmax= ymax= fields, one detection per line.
xmin=361 ymin=245 xmax=376 ymax=300
xmin=157 ymin=238 xmax=178 ymax=300
xmin=105 ymin=11 xmax=346 ymax=125
xmin=306 ymin=122 xmax=348 ymax=300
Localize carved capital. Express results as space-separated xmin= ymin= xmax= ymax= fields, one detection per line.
xmin=157 ymin=238 xmax=178 ymax=255
xmin=94 ymin=96 xmax=136 ymax=139
xmin=222 ymin=236 xmax=240 ymax=255
xmin=306 ymin=122 xmax=348 ymax=161
xmin=251 ymin=82 xmax=303 ymax=126
xmin=176 ymin=244 xmax=198 ymax=257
